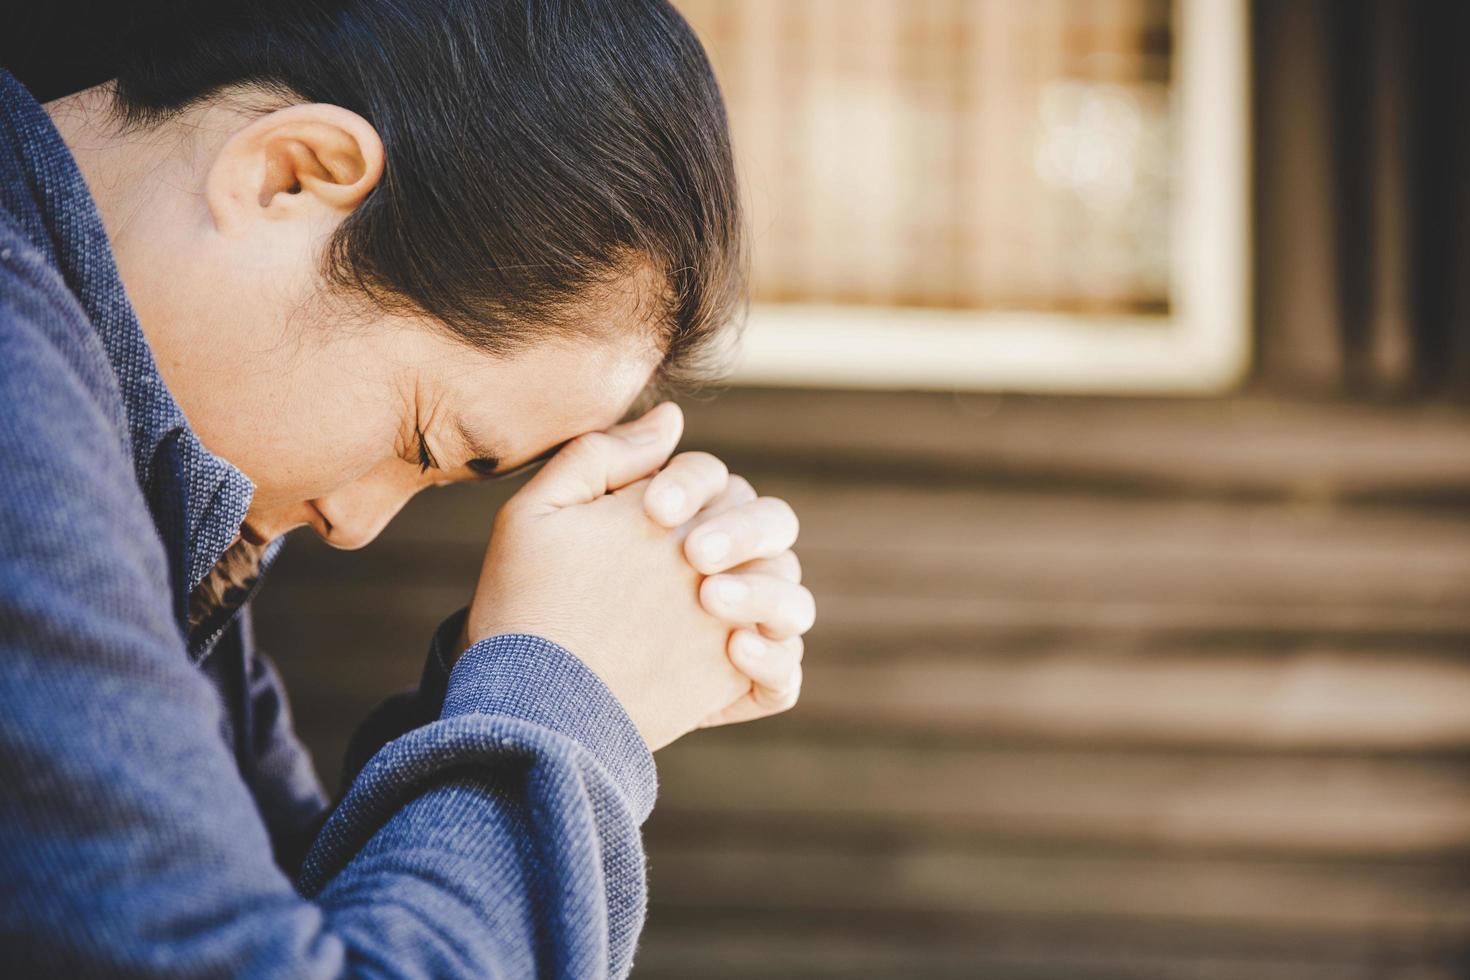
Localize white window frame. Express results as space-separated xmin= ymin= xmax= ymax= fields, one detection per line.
xmin=727 ymin=0 xmax=1251 ymax=395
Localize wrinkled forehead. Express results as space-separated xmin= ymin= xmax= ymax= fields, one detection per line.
xmin=442 ymin=315 xmax=665 ymax=471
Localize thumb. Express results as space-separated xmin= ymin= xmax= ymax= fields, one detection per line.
xmin=516 ymin=401 xmax=684 ymax=512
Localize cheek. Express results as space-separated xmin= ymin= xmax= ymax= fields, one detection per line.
xmin=218 ymin=358 xmax=400 ymax=506
xmin=145 ymin=216 xmax=409 ymax=508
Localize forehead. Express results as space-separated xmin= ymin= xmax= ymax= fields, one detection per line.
xmin=440 ymin=327 xmax=664 ymax=463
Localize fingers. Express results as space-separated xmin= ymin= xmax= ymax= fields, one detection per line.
xmin=684 ymin=496 xmax=799 ymax=574
xmin=730 ymin=549 xmax=802 ymax=583
xmin=730 ymin=630 xmax=803 ymax=707
xmin=699 ymin=572 xmax=815 ymax=639
xmin=602 ymin=400 xmax=685 ymax=449
xmin=696 ymin=473 xmax=757 ymax=520
xmin=640 ymin=451 xmax=729 ymax=526
xmin=514 ymin=402 xmax=683 ymax=513
xmin=699 ymin=633 xmax=804 ymax=728
xmin=663 ymin=473 xmax=757 ymax=543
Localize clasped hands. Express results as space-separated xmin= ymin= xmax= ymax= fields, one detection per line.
xmin=462 ymin=402 xmax=812 ymax=751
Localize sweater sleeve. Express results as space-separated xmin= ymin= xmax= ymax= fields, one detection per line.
xmin=0 ymin=256 xmax=657 ymax=978
xmin=336 ymin=607 xmax=463 ymax=792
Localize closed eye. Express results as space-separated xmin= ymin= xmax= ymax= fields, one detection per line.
xmin=415 ymin=428 xmax=439 ymax=473
xmin=466 ymin=456 xmax=500 ymax=478
xmin=465 ymin=442 xmax=566 ymax=482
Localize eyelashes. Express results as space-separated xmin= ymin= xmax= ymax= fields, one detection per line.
xmin=412 ymin=424 xmax=517 ymax=481
xmin=414 ymin=427 xmax=439 ymax=473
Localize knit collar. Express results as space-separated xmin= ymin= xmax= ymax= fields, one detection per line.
xmin=0 ymin=69 xmax=260 ymax=593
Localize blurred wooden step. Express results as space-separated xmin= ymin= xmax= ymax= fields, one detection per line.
xmin=781 ymin=648 xmax=1470 ymax=750
xmin=805 ymin=593 xmax=1470 ymax=647
xmin=652 ymin=737 xmax=1470 ymax=854
xmin=682 ymin=390 xmax=1470 ymax=504
xmin=644 ymin=837 xmax=1470 ymax=934
xmin=634 ymin=919 xmax=1466 ymax=980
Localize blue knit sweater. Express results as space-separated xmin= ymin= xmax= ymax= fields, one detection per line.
xmin=0 ymin=69 xmax=657 ymax=978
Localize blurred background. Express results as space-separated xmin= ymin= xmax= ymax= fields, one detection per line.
xmin=11 ymin=1 xmax=1470 ymax=976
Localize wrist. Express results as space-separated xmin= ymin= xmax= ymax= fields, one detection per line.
xmin=444 ymin=630 xmax=659 ymax=821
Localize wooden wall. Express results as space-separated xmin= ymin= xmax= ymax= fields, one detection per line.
xmin=254 ymin=389 xmax=1470 ymax=978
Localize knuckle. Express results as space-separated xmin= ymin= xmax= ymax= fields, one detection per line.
xmin=725 ymin=474 xmax=757 ymax=500
xmin=757 ymin=496 xmax=800 ymax=535
xmin=622 ymin=475 xmax=654 ymax=498
xmin=789 ymin=584 xmax=817 ymax=632
xmin=566 ymin=431 xmax=611 ymax=462
xmin=730 ymin=508 xmax=760 ymax=541
xmin=774 ymin=550 xmax=803 ymax=582
xmin=681 ymin=451 xmax=728 ymax=480
xmin=700 ymin=575 xmax=734 ymax=608
xmin=774 ymin=667 xmax=803 ymax=711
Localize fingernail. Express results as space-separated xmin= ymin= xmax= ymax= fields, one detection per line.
xmin=734 ymin=632 xmax=767 ymax=661
xmin=715 ymin=576 xmax=749 ymax=605
xmin=698 ymin=531 xmax=732 ymax=564
xmin=649 ymin=483 xmax=685 ymax=516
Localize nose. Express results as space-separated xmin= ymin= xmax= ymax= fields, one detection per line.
xmin=310 ymin=461 xmax=426 ymax=550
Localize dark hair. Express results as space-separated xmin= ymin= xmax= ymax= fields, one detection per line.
xmin=111 ymin=0 xmax=745 ymax=393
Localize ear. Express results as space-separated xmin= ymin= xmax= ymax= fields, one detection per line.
xmin=204 ymin=103 xmax=385 ymax=236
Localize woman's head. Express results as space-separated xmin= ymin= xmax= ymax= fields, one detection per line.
xmin=54 ymin=0 xmax=744 ymax=549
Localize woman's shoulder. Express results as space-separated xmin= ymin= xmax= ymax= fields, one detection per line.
xmin=0 ymin=213 xmax=162 ymax=583
xmin=0 ymin=210 xmax=130 ymax=444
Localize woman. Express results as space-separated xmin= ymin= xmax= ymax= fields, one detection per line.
xmin=0 ymin=1 xmax=813 ymax=976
